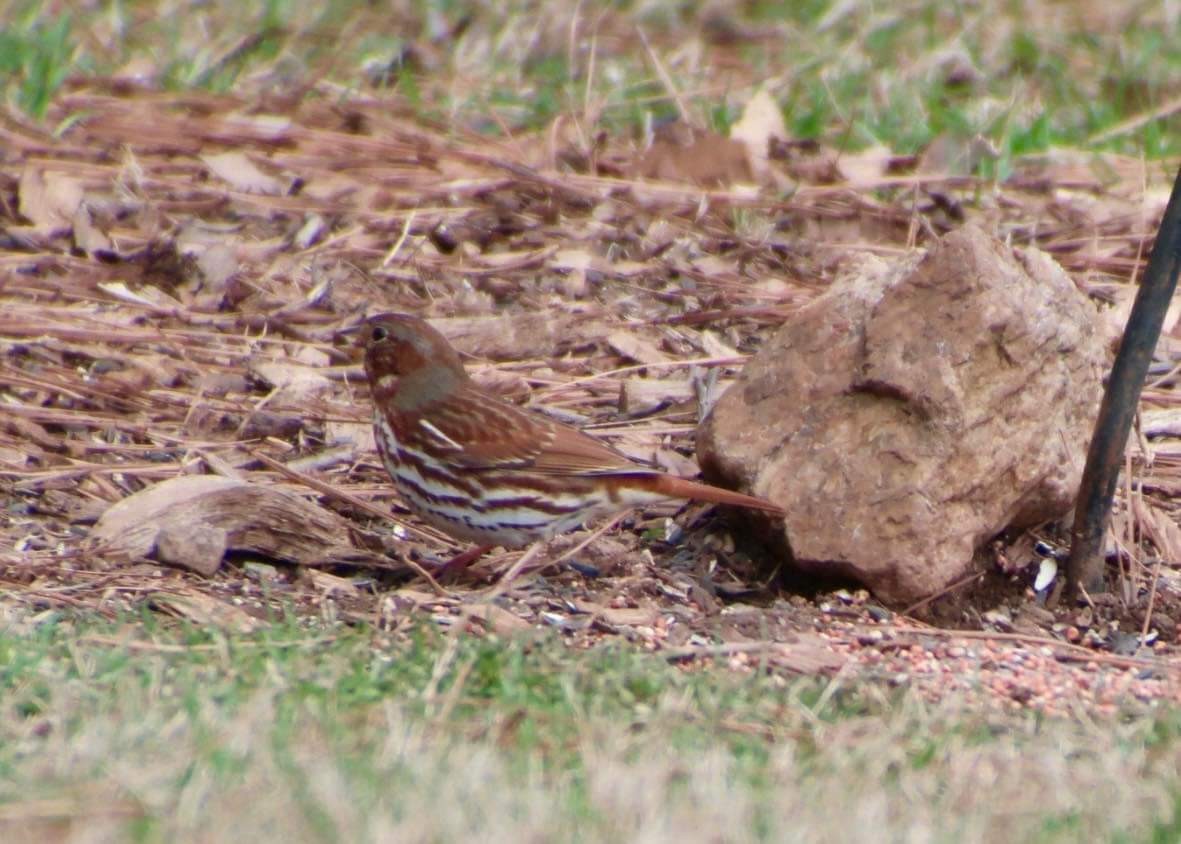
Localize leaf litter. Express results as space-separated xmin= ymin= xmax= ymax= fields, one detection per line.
xmin=1 ymin=80 xmax=1180 ymax=713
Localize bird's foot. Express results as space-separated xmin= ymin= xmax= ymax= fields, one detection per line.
xmin=428 ymin=544 xmax=494 ymax=581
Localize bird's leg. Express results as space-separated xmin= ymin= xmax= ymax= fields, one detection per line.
xmin=431 ymin=544 xmax=494 ymax=579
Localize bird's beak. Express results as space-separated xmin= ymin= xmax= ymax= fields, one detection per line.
xmin=334 ymin=318 xmax=370 ymax=344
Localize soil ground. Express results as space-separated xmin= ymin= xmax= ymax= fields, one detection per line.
xmin=3 ymin=20 xmax=1181 ymax=714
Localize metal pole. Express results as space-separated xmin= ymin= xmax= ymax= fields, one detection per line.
xmin=1065 ymin=163 xmax=1181 ymax=598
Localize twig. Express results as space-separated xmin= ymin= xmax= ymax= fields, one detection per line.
xmin=420 ymin=625 xmax=463 ymax=709
xmin=478 ymin=541 xmax=546 ymax=604
xmin=636 ymin=25 xmax=692 ymax=124
xmin=1089 ymin=92 xmax=1181 ymax=145
xmin=381 ymin=209 xmax=416 ymax=267
xmin=537 ymin=510 xmax=630 ymax=573
xmin=900 ymin=570 xmax=986 ymax=615
xmin=1141 ymin=554 xmax=1163 ymax=643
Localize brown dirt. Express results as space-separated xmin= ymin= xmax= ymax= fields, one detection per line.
xmin=3 ymin=85 xmax=1180 ymax=712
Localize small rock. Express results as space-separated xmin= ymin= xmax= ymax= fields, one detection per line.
xmin=1108 ymin=631 xmax=1141 ymax=656
xmin=156 ymin=523 xmax=227 ymax=577
xmin=565 ymin=561 xmax=602 ymax=578
xmin=982 ymin=609 xmax=1014 ymax=631
xmin=1019 ymin=604 xmax=1055 ymax=626
xmin=244 ymin=562 xmax=280 ymax=582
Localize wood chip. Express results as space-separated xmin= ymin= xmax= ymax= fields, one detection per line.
xmin=619 ymin=376 xmax=694 ymax=414
xmin=606 ymin=330 xmax=671 ymax=365
xmin=88 ymin=475 xmax=390 ymax=575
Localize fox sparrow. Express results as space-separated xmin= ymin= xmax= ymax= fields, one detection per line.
xmin=360 ymin=313 xmax=782 ymax=565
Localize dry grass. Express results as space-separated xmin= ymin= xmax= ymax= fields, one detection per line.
xmin=2 ymin=617 xmax=1180 ymax=843
xmin=18 ymin=703 xmax=1167 ymax=843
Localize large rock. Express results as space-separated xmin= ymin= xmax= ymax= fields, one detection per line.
xmin=698 ymin=226 xmax=1106 ymax=604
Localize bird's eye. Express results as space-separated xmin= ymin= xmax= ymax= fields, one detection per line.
xmin=371 ymin=325 xmax=389 ymax=342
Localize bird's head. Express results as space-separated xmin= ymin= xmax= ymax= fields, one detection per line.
xmin=361 ymin=313 xmax=467 ymax=409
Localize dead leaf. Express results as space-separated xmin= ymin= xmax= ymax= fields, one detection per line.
xmin=18 ymin=167 xmax=84 ymax=234
xmin=98 ymin=281 xmax=184 ymax=310
xmin=196 ymin=243 xmax=240 ymax=295
xmin=251 ymin=361 xmax=333 ymax=401
xmin=608 ymin=260 xmax=652 ymax=278
xmin=836 ymin=145 xmax=895 ymax=187
xmin=433 ymin=313 xmax=603 ymax=359
xmin=1134 ymin=498 xmax=1181 ymax=564
xmin=636 ymin=122 xmax=753 ymax=187
xmin=697 ymin=329 xmax=739 ymax=359
xmin=619 ymin=377 xmax=695 ymax=414
xmin=919 ymin=133 xmax=998 ymax=176
xmin=325 ymin=420 xmax=375 ymax=452
xmin=607 ymin=330 xmax=671 ymax=365
xmin=1106 ymin=286 xmax=1181 ymax=349
xmin=551 ymin=248 xmax=601 ymax=274
xmin=72 ymin=203 xmax=113 ymax=255
xmin=1142 ymin=408 xmax=1181 ymax=437
xmin=730 ymin=85 xmax=788 ymax=183
xmin=0 ymin=446 xmax=28 ymax=468
xmin=292 ymin=344 xmax=332 ymax=368
xmin=469 ymin=366 xmax=532 ymax=401
xmin=552 ymin=248 xmax=599 ymax=298
xmin=201 ymin=151 xmax=285 ymax=194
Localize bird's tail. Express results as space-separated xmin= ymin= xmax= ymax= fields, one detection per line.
xmin=630 ymin=472 xmax=784 ymax=516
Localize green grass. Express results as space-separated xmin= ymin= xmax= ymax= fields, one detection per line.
xmin=1 ymin=0 xmax=1177 ymax=162
xmin=1 ymin=609 xmax=1179 ymax=842
xmin=0 ymin=7 xmax=73 ymax=119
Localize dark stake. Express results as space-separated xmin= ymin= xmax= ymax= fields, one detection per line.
xmin=1064 ymin=164 xmax=1181 ymax=600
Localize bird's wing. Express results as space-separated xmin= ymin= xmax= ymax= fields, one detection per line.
xmin=527 ymin=419 xmax=643 ymax=475
xmin=424 ymin=387 xmax=641 ymax=474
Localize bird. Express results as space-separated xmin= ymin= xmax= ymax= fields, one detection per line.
xmin=359 ymin=312 xmax=782 ymax=572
